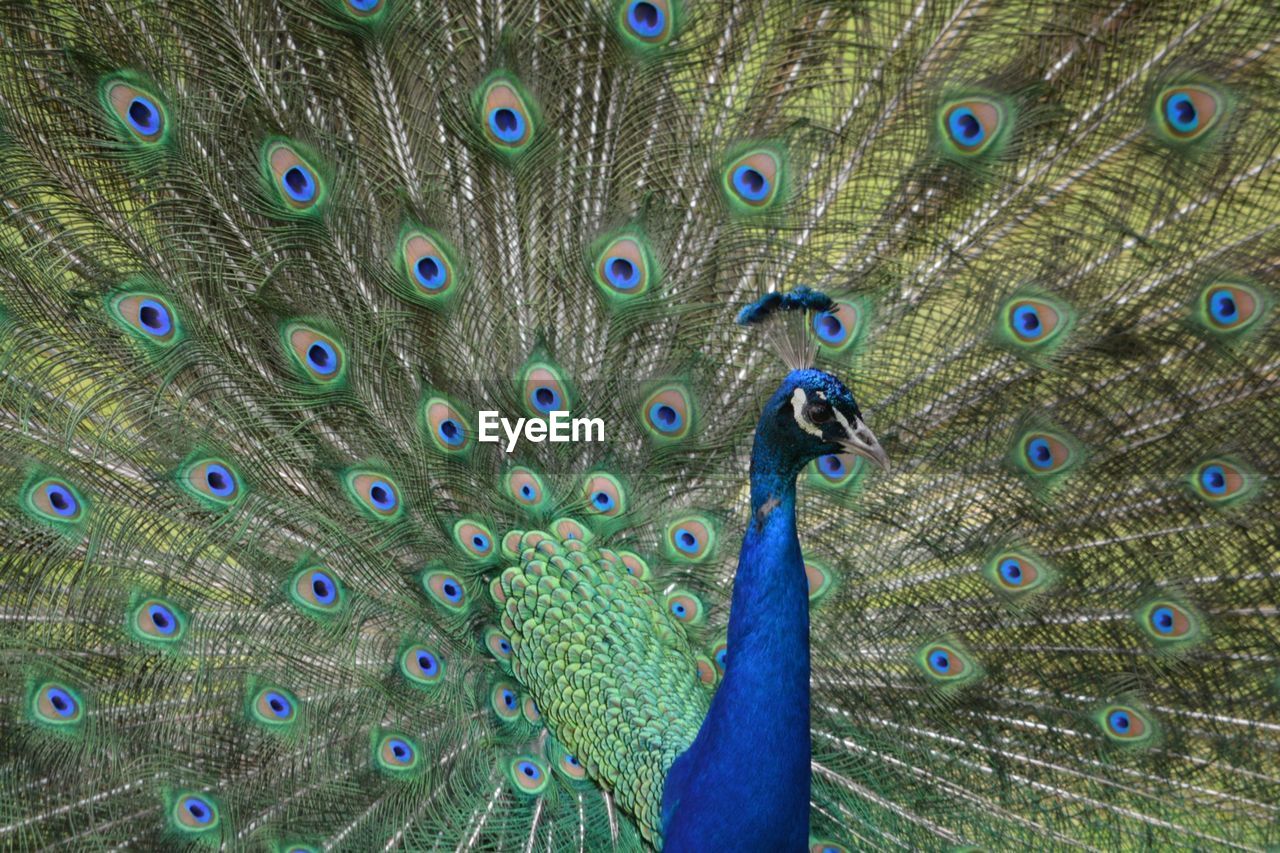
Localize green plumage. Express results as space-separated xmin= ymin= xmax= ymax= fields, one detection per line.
xmin=0 ymin=0 xmax=1277 ymax=850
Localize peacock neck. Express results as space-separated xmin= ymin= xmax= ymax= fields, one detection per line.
xmin=660 ymin=439 xmax=811 ymax=850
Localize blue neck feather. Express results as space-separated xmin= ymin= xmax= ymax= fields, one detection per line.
xmin=661 ymin=415 xmax=811 ymax=851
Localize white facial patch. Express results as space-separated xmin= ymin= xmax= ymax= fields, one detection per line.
xmin=790 ymin=388 xmax=825 ymax=438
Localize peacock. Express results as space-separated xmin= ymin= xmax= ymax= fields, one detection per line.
xmin=0 ymin=0 xmax=1277 ymax=848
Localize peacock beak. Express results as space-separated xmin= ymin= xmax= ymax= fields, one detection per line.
xmin=838 ymin=416 xmax=890 ymax=473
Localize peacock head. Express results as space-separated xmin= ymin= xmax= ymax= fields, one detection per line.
xmin=755 ymin=368 xmax=889 ymax=477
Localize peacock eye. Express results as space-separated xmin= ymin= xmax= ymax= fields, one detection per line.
xmin=805 ymin=400 xmax=834 ymax=424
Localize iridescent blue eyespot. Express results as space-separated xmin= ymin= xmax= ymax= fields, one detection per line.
xmin=417 ymin=650 xmax=438 ymax=675
xmin=715 ymin=647 xmax=727 ymax=670
xmin=627 ymin=1 xmax=665 ymax=37
xmin=126 ymin=96 xmax=161 ymax=136
xmin=516 ymin=760 xmax=541 ymax=780
xmin=592 ymin=490 xmax=616 ymax=512
xmin=531 ymin=386 xmax=561 ymax=412
xmin=389 ymin=739 xmax=411 ymax=760
xmin=732 ymin=165 xmax=770 ymax=202
xmin=348 ymin=0 xmax=380 ymax=9
xmin=263 ymin=691 xmax=292 ymax=719
xmin=1200 ymin=464 xmax=1227 ymax=495
xmin=44 ymin=484 xmax=78 ymax=517
xmin=203 ymin=463 xmax=235 ymax=498
xmin=309 ymin=571 xmax=337 ymax=606
xmin=1108 ymin=709 xmax=1131 ymax=733
xmin=604 ymin=256 xmax=640 ymax=290
xmin=183 ymin=797 xmax=213 ymax=825
xmin=649 ymin=403 xmax=683 ymax=432
xmin=367 ymin=480 xmax=397 ymax=512
xmin=442 ymin=579 xmax=462 ymax=604
xmin=566 ymin=754 xmax=580 ymax=766
xmin=46 ymin=687 xmax=76 ymax=718
xmin=999 ymin=558 xmax=1024 ymax=586
xmin=305 ymin=340 xmax=338 ymax=375
xmin=1208 ymin=289 xmax=1238 ymax=324
xmin=281 ymin=165 xmax=317 ymax=203
xmin=148 ymin=603 xmax=178 ymax=635
xmin=502 ymin=688 xmax=517 ymax=710
xmin=674 ymin=528 xmax=699 ymax=554
xmin=1012 ymin=304 xmax=1041 ymax=337
xmin=948 ymin=107 xmax=985 ymax=145
xmin=812 ymin=311 xmax=845 ymax=344
xmin=1151 ymin=606 xmax=1175 ymax=635
xmin=1164 ymin=93 xmax=1198 ymax=133
xmin=818 ymin=454 xmax=845 ymax=477
xmin=929 ymin=650 xmax=951 ymax=672
xmin=414 ymin=256 xmax=448 ymax=291
xmin=136 ymin=299 xmax=172 ymax=336
xmin=671 ymin=601 xmax=687 ymax=618
xmin=1026 ymin=438 xmax=1053 ymax=469
xmin=488 ymin=108 xmax=525 ymax=144
xmin=438 ymin=418 xmax=465 ymax=446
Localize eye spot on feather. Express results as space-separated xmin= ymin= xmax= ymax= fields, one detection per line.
xmin=422 ymin=570 xmax=467 ymax=611
xmin=345 ymin=0 xmax=385 ymax=17
xmin=172 ymin=794 xmax=220 ymax=833
xmin=1138 ymin=600 xmax=1201 ymax=645
xmin=522 ymin=697 xmax=541 ymax=724
xmin=809 ymin=452 xmax=864 ymax=490
xmin=1000 ymin=296 xmax=1070 ymax=349
xmin=109 ymin=292 xmax=181 ymax=345
xmin=400 ymin=230 xmax=458 ymax=300
xmin=132 ymin=598 xmax=188 ymax=645
xmin=711 ymin=639 xmax=728 ymax=675
xmin=522 ymin=363 xmax=570 ymax=415
xmin=666 ymin=590 xmax=706 ymax=626
xmin=345 ymin=471 xmax=402 ymax=520
xmin=805 ymin=560 xmax=835 ymax=602
xmin=810 ymin=301 xmax=860 ymax=351
xmin=105 ymin=80 xmax=167 ymax=143
xmin=479 ymin=78 xmax=537 ymax=156
xmin=283 ymin=324 xmax=346 ymax=384
xmin=665 ymin=516 xmax=715 ymax=562
xmin=25 ymin=478 xmax=86 ymax=524
xmin=582 ymin=473 xmax=626 ymax=517
xmin=400 ymin=645 xmax=444 ymax=687
xmin=620 ymin=0 xmax=674 ymax=45
xmin=1190 ymin=458 xmax=1252 ymax=505
xmin=264 ymin=141 xmax=325 ymax=212
xmin=485 ymin=628 xmax=513 ymax=662
xmin=454 ymin=520 xmax=495 ymax=559
xmin=1098 ymin=704 xmax=1155 ymax=745
xmin=250 ymin=686 xmax=298 ymax=728
xmin=1157 ymin=85 xmax=1221 ymax=141
xmin=424 ymin=398 xmax=471 ymax=453
xmin=505 ymin=468 xmax=547 ymax=509
xmin=695 ymin=656 xmax=717 ymax=686
xmin=983 ymin=551 xmax=1052 ymax=596
xmin=916 ymin=641 xmax=981 ymax=687
xmin=723 ymin=149 xmax=782 ymax=211
xmin=810 ymin=843 xmax=849 ymax=853
xmin=940 ymin=98 xmax=1004 ymax=156
xmin=553 ymin=518 xmax=591 ymax=542
xmin=175 ymin=457 xmax=245 ymax=509
xmin=619 ymin=551 xmax=651 ymax=581
xmin=32 ymin=682 xmax=83 ymax=726
xmin=508 ymin=756 xmax=550 ymax=795
xmin=642 ymin=386 xmax=692 ymax=441
xmin=592 ymin=233 xmax=657 ymax=300
xmin=1014 ymin=429 xmax=1078 ymax=479
xmin=376 ymin=733 xmax=420 ymax=774
xmin=491 ymin=682 xmax=521 ymax=721
xmin=291 ymin=566 xmax=345 ymax=615
xmin=1196 ymin=280 xmax=1266 ymax=336
xmin=557 ymin=750 xmax=587 ymax=779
